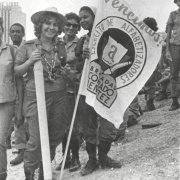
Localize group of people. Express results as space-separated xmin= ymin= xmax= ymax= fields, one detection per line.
xmin=122 ymin=8 xmax=180 ymax=128
xmin=0 ymin=5 xmax=122 ymax=180
xmin=0 ymin=0 xmax=179 ymax=180
xmin=140 ymin=0 xmax=180 ymax=112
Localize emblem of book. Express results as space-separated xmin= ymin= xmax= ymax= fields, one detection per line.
xmin=98 ymin=36 xmax=132 ymax=107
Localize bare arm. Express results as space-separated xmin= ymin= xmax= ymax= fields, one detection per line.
xmin=15 ymin=49 xmax=41 ymax=76
xmin=14 ymin=59 xmax=33 ymax=76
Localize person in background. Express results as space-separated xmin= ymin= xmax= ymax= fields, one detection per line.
xmin=155 ymin=37 xmax=171 ymax=101
xmin=10 ymin=23 xmax=25 ymax=47
xmin=8 ymin=23 xmax=27 ymax=166
xmin=166 ymin=0 xmax=180 ymax=110
xmin=114 ymin=96 xmax=142 ymax=143
xmin=76 ymin=6 xmax=122 ymax=176
xmin=156 ymin=66 xmax=171 ymax=101
xmin=0 ymin=18 xmax=22 ymax=180
xmin=141 ymin=17 xmax=161 ymax=112
xmin=14 ymin=7 xmax=72 ymax=180
xmin=55 ymin=12 xmax=81 ymax=172
xmin=124 ymin=96 xmax=142 ymax=128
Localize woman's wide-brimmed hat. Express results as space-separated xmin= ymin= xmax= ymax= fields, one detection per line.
xmin=31 ymin=7 xmax=66 ymax=26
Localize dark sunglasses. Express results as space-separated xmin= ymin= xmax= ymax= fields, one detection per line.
xmin=66 ymin=22 xmax=79 ymax=28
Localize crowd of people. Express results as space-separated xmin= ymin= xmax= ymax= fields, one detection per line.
xmin=0 ymin=0 xmax=179 ymax=179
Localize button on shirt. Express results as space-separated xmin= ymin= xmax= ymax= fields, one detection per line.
xmin=167 ymin=9 xmax=180 ymax=45
xmin=15 ymin=38 xmax=66 ymax=92
xmin=63 ymin=36 xmax=79 ymax=69
xmin=63 ymin=36 xmax=79 ymax=93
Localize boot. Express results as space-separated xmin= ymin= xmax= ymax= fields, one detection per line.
xmin=55 ymin=151 xmax=71 ymax=170
xmin=98 ymin=141 xmax=122 ymax=169
xmin=69 ymin=138 xmax=81 ymax=172
xmin=10 ymin=149 xmax=24 ymax=165
xmin=69 ymin=155 xmax=81 ymax=172
xmin=80 ymin=142 xmax=98 ymax=176
xmin=55 ymin=135 xmax=71 ymax=170
xmin=169 ymin=97 xmax=180 ymax=111
xmin=55 ymin=134 xmax=71 ymax=171
xmin=143 ymin=99 xmax=155 ymax=112
xmin=24 ymin=169 xmax=34 ymax=180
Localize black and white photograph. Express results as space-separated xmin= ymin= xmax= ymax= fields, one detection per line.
xmin=0 ymin=0 xmax=179 ymax=179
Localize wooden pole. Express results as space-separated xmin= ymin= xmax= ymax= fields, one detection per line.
xmin=58 ymin=93 xmax=80 ymax=180
xmin=34 ymin=61 xmax=52 ymax=180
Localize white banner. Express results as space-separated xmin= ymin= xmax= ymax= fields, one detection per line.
xmin=80 ymin=0 xmax=163 ymax=128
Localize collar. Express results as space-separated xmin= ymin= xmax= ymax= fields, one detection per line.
xmin=35 ymin=38 xmax=56 ymax=52
xmin=12 ymin=40 xmax=26 ymax=47
xmin=72 ymin=36 xmax=79 ymax=43
xmin=20 ymin=40 xmax=25 ymax=46
xmin=34 ymin=38 xmax=42 ymax=46
xmin=63 ymin=35 xmax=78 ymax=44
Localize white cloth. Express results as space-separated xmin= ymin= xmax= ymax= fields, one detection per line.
xmin=79 ymin=0 xmax=163 ymax=128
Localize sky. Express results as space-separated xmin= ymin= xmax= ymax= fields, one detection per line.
xmin=2 ymin=0 xmax=177 ymax=40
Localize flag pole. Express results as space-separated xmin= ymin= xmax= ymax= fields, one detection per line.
xmin=34 ymin=61 xmax=52 ymax=180
xmin=58 ymin=92 xmax=80 ymax=180
xmin=59 ymin=59 xmax=89 ymax=180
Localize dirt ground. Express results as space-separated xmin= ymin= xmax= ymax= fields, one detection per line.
xmin=7 ymin=96 xmax=180 ymax=180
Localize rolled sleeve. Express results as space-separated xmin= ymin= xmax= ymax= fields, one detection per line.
xmin=167 ymin=12 xmax=174 ymax=27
